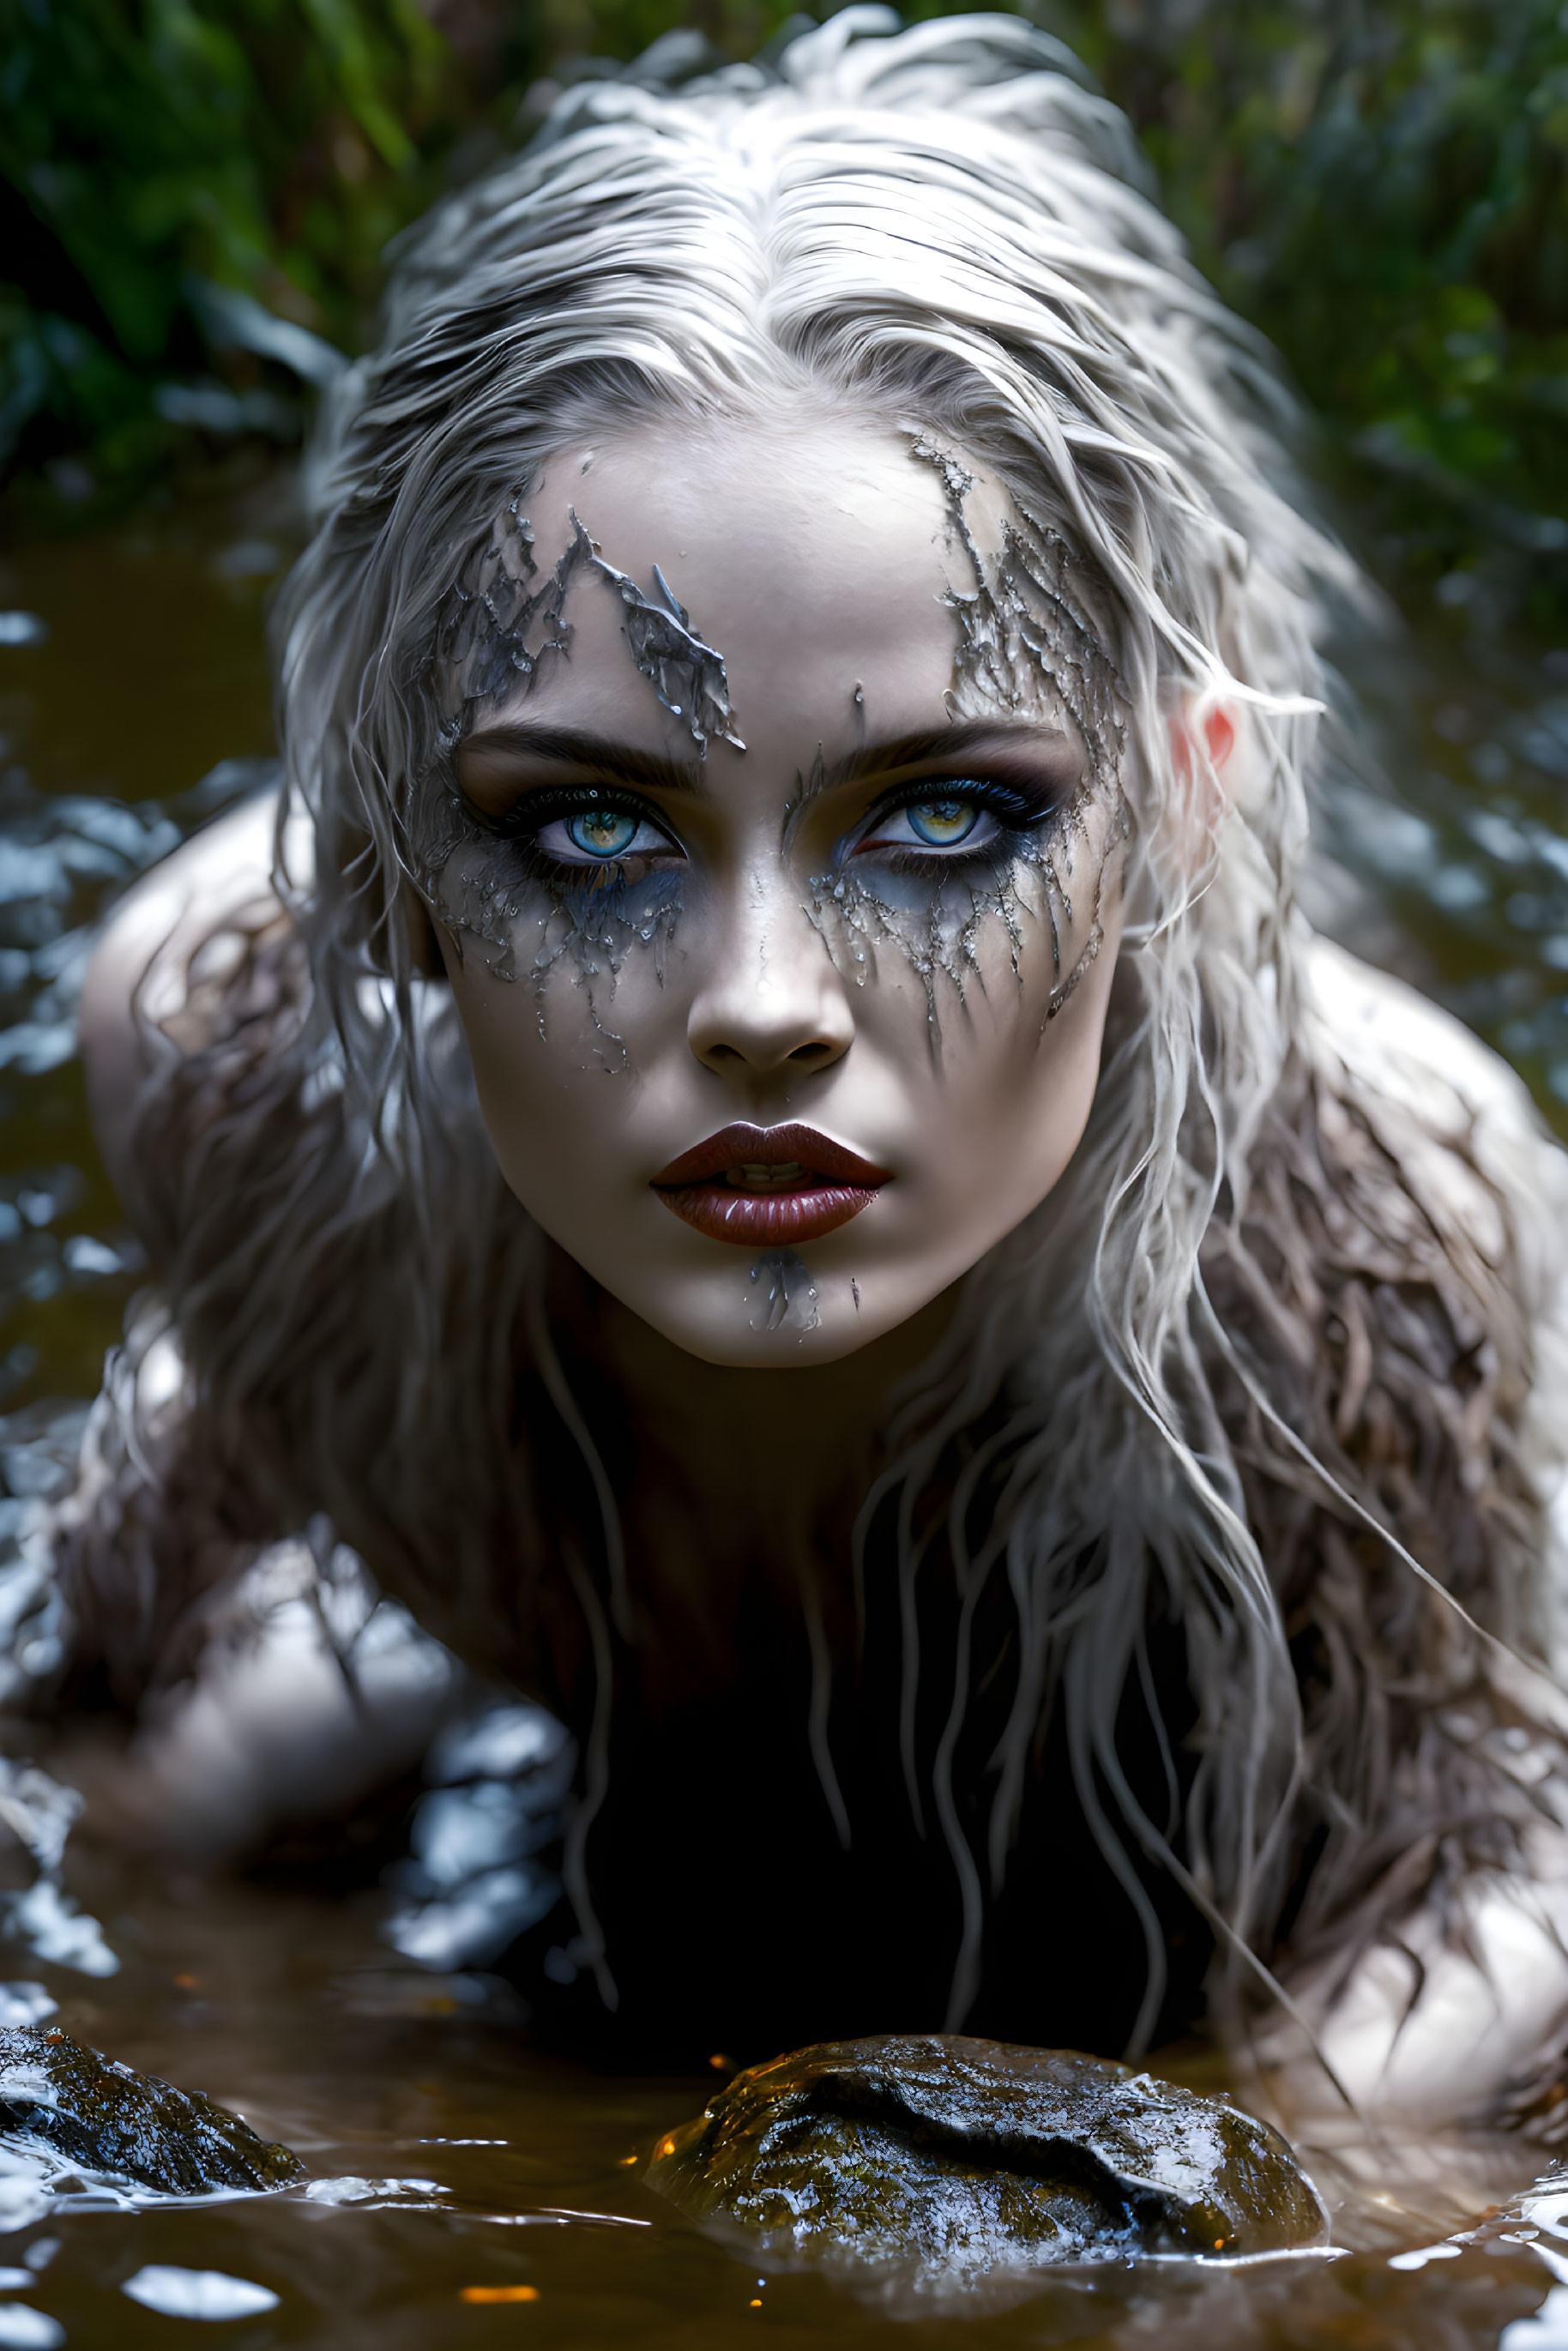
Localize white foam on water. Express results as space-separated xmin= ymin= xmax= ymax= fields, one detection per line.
xmin=121 ymin=2264 xmax=279 ymax=2319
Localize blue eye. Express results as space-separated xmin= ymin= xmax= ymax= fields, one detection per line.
xmin=856 ymin=790 xmax=993 ymax=857
xmin=904 ymin=796 xmax=979 ymax=847
xmin=531 ymin=799 xmax=675 ymax=867
xmin=565 ymin=808 xmax=639 ymax=858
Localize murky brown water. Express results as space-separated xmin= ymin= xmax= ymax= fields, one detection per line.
xmin=7 ymin=1848 xmax=1568 ymax=2348
xmin=3 ymin=477 xmax=1568 ymax=2345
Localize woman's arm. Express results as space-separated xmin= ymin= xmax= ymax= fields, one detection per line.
xmin=1262 ymin=1832 xmax=1568 ymax=2134
xmin=78 ymin=786 xmax=303 ymax=1200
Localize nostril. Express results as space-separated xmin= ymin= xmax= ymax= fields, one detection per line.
xmin=788 ymin=1040 xmax=833 ymax=1064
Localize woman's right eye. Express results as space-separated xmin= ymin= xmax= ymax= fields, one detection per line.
xmin=529 ymin=802 xmax=676 ymax=865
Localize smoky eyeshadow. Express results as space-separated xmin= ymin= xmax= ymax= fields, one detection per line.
xmin=455 ymin=770 xmax=670 ymax=847
xmin=794 ymin=439 xmax=1130 ymax=1040
xmin=851 ymin=760 xmax=1078 ymax=847
xmin=412 ymin=438 xmax=1128 ymax=1062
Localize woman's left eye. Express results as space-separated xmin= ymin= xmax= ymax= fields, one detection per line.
xmin=534 ymin=805 xmax=673 ymax=864
xmin=856 ymin=793 xmax=995 ymax=856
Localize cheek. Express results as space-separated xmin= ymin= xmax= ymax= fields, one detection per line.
xmin=859 ymin=895 xmax=1118 ymax=1245
xmin=441 ymin=947 xmax=680 ymax=1192
xmin=430 ymin=825 xmax=690 ymax=998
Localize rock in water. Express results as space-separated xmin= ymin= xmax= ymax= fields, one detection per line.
xmin=646 ymin=2035 xmax=1326 ymax=2285
xmin=0 ymin=2028 xmax=305 ymax=2195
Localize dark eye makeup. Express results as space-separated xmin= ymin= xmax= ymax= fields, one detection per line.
xmin=848 ymin=773 xmax=1067 ymax=869
xmin=457 ymin=761 xmax=1072 ymax=888
xmin=467 ymin=781 xmax=684 ymax=880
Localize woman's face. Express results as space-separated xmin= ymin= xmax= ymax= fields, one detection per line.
xmin=431 ymin=416 xmax=1126 ymax=1366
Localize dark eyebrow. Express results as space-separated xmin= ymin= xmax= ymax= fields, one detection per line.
xmin=802 ymin=720 xmax=1081 ymax=800
xmin=455 ymin=725 xmax=710 ymax=796
xmin=458 ymin=718 xmax=1078 ymax=801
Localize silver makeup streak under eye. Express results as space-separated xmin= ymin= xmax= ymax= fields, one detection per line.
xmin=803 ymin=443 xmax=1129 ymax=1040
xmin=413 ymin=497 xmax=744 ymax=1030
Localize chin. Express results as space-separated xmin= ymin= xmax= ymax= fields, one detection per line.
xmin=617 ymin=1274 xmax=907 ymax=1370
xmin=674 ymin=1323 xmax=872 ymax=1371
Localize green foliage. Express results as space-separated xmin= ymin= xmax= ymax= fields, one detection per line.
xmin=3 ymin=0 xmax=1565 ymax=641
xmin=0 ymin=0 xmax=451 ymax=515
xmin=1054 ymin=0 xmax=1568 ymax=634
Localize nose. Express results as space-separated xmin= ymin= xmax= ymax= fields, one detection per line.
xmin=686 ymin=884 xmax=854 ymax=1080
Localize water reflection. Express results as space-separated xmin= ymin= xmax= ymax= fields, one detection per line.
xmin=0 ymin=483 xmax=1566 ymax=2343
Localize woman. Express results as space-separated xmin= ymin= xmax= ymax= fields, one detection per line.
xmin=52 ymin=9 xmax=1568 ymax=2125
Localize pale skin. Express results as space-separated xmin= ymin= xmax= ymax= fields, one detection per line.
xmin=75 ymin=414 xmax=1126 ymax=1822
xmin=438 ymin=419 xmax=1123 ymax=1375
xmin=76 ymin=413 xmax=1568 ymax=2131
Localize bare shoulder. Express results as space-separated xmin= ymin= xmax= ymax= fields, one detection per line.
xmin=80 ymin=786 xmax=313 ymax=1196
xmin=1303 ymin=931 xmax=1568 ymax=1663
xmin=1300 ymin=928 xmax=1568 ymax=1254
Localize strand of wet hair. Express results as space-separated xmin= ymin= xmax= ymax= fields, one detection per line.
xmin=521 ymin=1285 xmax=631 ymax=1646
xmin=522 ymin=1277 xmax=622 ymax=2013
xmin=1192 ymin=1271 xmax=1568 ymax=1741
xmin=789 ymin=1536 xmax=853 ymax=1852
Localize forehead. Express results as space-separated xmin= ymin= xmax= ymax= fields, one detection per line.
xmin=486 ymin=417 xmax=998 ymax=746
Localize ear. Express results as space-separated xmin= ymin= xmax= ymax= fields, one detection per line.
xmin=1168 ymin=695 xmax=1237 ymax=786
xmin=1162 ymin=691 xmax=1239 ymax=881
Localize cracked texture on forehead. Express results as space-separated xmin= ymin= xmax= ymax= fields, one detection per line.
xmin=432 ymin=486 xmax=585 ymax=739
xmin=800 ymin=441 xmax=1128 ymax=1043
xmin=411 ymin=491 xmax=749 ymax=1018
xmin=912 ymin=437 xmax=1125 ymax=775
xmin=430 ymin=490 xmax=745 ymax=757
xmin=584 ymin=527 xmax=745 ymax=757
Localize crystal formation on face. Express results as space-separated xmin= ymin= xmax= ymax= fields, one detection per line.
xmin=802 ymin=443 xmax=1129 ymax=1043
xmin=748 ymin=1249 xmax=823 ymax=1334
xmin=412 ymin=498 xmax=744 ymax=1025
xmin=587 ymin=540 xmax=745 ymax=757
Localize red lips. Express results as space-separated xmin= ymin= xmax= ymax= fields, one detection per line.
xmin=651 ymin=1122 xmax=891 ymax=1246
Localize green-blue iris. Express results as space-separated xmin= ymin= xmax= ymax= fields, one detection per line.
xmin=567 ymin=807 xmax=639 ymax=858
xmin=906 ymin=796 xmax=978 ymax=847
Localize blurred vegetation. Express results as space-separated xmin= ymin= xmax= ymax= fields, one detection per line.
xmin=2 ymin=0 xmax=1565 ymax=640
xmin=1078 ymin=0 xmax=1568 ymax=644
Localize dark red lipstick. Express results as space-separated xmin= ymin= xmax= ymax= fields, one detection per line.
xmin=652 ymin=1122 xmax=891 ymax=1246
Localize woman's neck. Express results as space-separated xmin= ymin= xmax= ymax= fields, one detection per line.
xmin=541 ymin=1243 xmax=957 ymax=1661
xmin=590 ymin=1275 xmax=956 ymax=1539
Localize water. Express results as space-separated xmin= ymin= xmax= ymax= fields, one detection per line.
xmin=3 ymin=479 xmax=1568 ymax=2342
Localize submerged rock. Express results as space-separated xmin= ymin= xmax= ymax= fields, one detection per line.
xmin=0 ymin=2027 xmax=305 ymax=2196
xmin=646 ymin=2034 xmax=1326 ymax=2286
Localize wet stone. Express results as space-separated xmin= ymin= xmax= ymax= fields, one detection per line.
xmin=646 ymin=2034 xmax=1327 ymax=2287
xmin=0 ymin=2028 xmax=305 ymax=2197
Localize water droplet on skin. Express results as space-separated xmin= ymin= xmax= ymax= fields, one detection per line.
xmin=747 ymin=1251 xmax=820 ymax=1333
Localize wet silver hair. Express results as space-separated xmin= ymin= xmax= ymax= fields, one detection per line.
xmin=57 ymin=9 xmax=1553 ymax=2055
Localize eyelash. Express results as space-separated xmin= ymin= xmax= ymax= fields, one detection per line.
xmin=478 ymin=786 xmax=681 ymax=887
xmin=471 ymin=773 xmax=1065 ymax=887
xmin=849 ymin=776 xmax=1064 ymax=872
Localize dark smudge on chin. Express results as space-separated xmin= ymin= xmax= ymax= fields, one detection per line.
xmin=749 ymin=1249 xmax=822 ymax=1334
